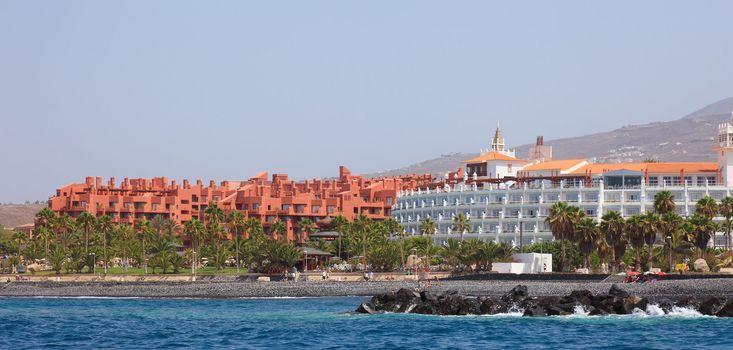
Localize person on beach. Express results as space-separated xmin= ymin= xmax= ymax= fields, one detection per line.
xmin=322 ymin=270 xmax=327 ymax=280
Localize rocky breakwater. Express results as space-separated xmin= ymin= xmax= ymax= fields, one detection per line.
xmin=355 ymin=284 xmax=733 ymax=317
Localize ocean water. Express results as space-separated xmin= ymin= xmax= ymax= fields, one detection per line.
xmin=1 ymin=296 xmax=732 ymax=349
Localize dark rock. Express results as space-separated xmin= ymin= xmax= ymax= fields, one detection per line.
xmin=420 ymin=290 xmax=436 ymax=303
xmin=523 ymin=305 xmax=547 ymax=317
xmin=457 ymin=297 xmax=481 ymax=315
xmin=609 ymin=284 xmax=629 ymax=299
xmin=656 ymin=298 xmax=675 ymax=314
xmin=501 ymin=285 xmax=528 ymax=303
xmin=396 ymin=288 xmax=419 ymax=302
xmin=675 ymin=296 xmax=699 ymax=310
xmin=699 ymin=297 xmax=728 ymax=316
xmin=537 ymin=296 xmax=560 ymax=308
xmin=560 ymin=290 xmax=593 ymax=306
xmin=438 ymin=294 xmax=465 ymax=315
xmin=479 ymin=298 xmax=500 ymax=315
xmin=356 ymin=302 xmax=378 ymax=314
xmin=714 ymin=300 xmax=733 ymax=317
xmin=588 ymin=306 xmax=607 ymax=316
xmin=622 ymin=296 xmax=646 ymax=314
xmin=545 ymin=306 xmax=572 ymax=316
xmin=412 ymin=301 xmax=438 ymax=315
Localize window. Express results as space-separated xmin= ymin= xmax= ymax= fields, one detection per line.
xmin=311 ymin=205 xmax=321 ymax=213
xmin=507 ymin=164 xmax=513 ymax=173
xmin=252 ymin=203 xmax=260 ymax=210
xmin=648 ymin=177 xmax=659 ymax=186
xmin=663 ymin=176 xmax=672 ymax=186
xmin=708 ymin=176 xmax=717 ymax=186
xmin=282 ymin=204 xmax=290 ymax=211
xmin=684 ymin=176 xmax=693 ymax=186
xmin=672 ymin=176 xmax=681 ymax=186
xmin=327 ymin=205 xmax=336 ymax=214
xmin=386 ymin=197 xmax=393 ymax=205
xmin=295 ymin=204 xmax=305 ymax=213
xmin=697 ymin=177 xmax=705 ymax=187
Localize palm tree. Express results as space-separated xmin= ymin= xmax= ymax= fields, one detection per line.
xmin=417 ymin=217 xmax=436 ymax=269
xmin=653 ymin=190 xmax=676 ymax=215
xmin=667 ymin=224 xmax=694 ymax=271
xmin=183 ymin=218 xmax=205 ymax=272
xmin=227 ymin=211 xmax=246 ymax=273
xmin=574 ymin=217 xmax=598 ymax=269
xmin=640 ymin=211 xmax=660 ymax=271
xmin=271 ymin=219 xmax=288 ymax=241
xmin=330 ymin=215 xmax=350 ymax=260
xmin=204 ymin=204 xmax=226 ymax=228
xmin=546 ymin=202 xmax=583 ymax=271
xmin=244 ymin=217 xmax=264 ymax=241
xmin=136 ymin=219 xmax=153 ymax=273
xmin=76 ymin=212 xmax=96 ymax=257
xmin=54 ymin=213 xmax=75 ymax=250
xmin=35 ymin=226 xmax=54 ymax=262
xmin=696 ymin=196 xmax=719 ymax=219
xmin=452 ymin=213 xmax=471 ymax=242
xmin=719 ymin=196 xmax=733 ymax=250
xmin=688 ymin=213 xmax=718 ymax=259
xmin=351 ymin=215 xmax=372 ymax=271
xmin=600 ymin=211 xmax=625 ymax=272
xmin=114 ymin=224 xmax=136 ymax=273
xmin=35 ymin=208 xmax=56 ymax=230
xmin=625 ymin=215 xmax=646 ymax=271
xmin=95 ymin=215 xmax=114 ymax=274
xmin=297 ymin=218 xmax=316 ymax=244
xmin=440 ymin=238 xmax=463 ymax=270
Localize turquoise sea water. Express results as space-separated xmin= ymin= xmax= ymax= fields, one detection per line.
xmin=1 ymin=296 xmax=732 ymax=349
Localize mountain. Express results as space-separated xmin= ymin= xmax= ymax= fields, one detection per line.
xmin=0 ymin=204 xmax=45 ymax=228
xmin=366 ymin=96 xmax=733 ymax=178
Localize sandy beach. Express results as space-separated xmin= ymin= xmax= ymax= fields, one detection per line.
xmin=4 ymin=278 xmax=733 ymax=300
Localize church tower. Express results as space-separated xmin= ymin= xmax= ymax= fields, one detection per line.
xmin=717 ymin=111 xmax=733 ymax=186
xmin=491 ymin=122 xmax=506 ymax=152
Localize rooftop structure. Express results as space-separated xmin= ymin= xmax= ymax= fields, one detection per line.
xmin=48 ymin=166 xmax=434 ymax=243
xmin=393 ymin=117 xmax=733 ymax=248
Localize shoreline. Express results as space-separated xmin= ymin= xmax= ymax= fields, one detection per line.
xmin=4 ymin=279 xmax=733 ymax=300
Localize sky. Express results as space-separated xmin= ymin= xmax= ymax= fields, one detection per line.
xmin=1 ymin=1 xmax=733 ymax=203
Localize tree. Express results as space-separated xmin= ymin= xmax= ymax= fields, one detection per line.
xmin=49 ymin=246 xmax=66 ymax=274
xmin=204 ymin=204 xmax=226 ymax=229
xmin=149 ymin=235 xmax=176 ymax=273
xmin=688 ymin=213 xmax=718 ymax=259
xmin=546 ymin=202 xmax=583 ymax=271
xmin=271 ymin=219 xmax=288 ymax=242
xmin=76 ymin=212 xmax=96 ymax=257
xmin=653 ymin=190 xmax=676 ymax=215
xmin=600 ymin=211 xmax=625 ymax=272
xmin=625 ymin=215 xmax=646 ymax=271
xmin=351 ymin=215 xmax=372 ymax=271
xmin=136 ymin=220 xmax=154 ymax=273
xmin=419 ymin=217 xmax=436 ymax=269
xmin=297 ymin=218 xmax=316 ymax=244
xmin=183 ymin=219 xmax=205 ymax=272
xmin=227 ymin=211 xmax=246 ymax=273
xmin=243 ymin=217 xmax=264 ymax=241
xmin=35 ymin=208 xmax=57 ymax=230
xmin=113 ymin=224 xmax=136 ymax=273
xmin=53 ymin=214 xmax=75 ymax=250
xmin=262 ymin=240 xmax=303 ymax=272
xmin=35 ymin=226 xmax=54 ymax=262
xmin=452 ymin=213 xmax=471 ymax=242
xmin=439 ymin=238 xmax=463 ymax=270
xmin=696 ymin=196 xmax=719 ymax=219
xmin=330 ymin=215 xmax=349 ymax=260
xmin=574 ymin=217 xmax=598 ymax=269
xmin=640 ymin=211 xmax=660 ymax=271
xmin=719 ymin=196 xmax=733 ymax=250
xmin=96 ymin=215 xmax=114 ymax=274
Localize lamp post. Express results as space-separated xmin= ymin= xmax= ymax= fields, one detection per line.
xmin=538 ymin=238 xmax=544 ymax=273
xmin=667 ymin=236 xmax=672 ymax=273
xmin=192 ymin=250 xmax=196 ymax=278
xmin=90 ymin=253 xmax=96 ymax=276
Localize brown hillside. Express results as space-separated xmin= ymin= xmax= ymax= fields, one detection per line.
xmin=0 ymin=204 xmax=45 ymax=228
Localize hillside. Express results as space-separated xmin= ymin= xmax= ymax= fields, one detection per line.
xmin=366 ymin=96 xmax=733 ymax=178
xmin=0 ymin=204 xmax=45 ymax=228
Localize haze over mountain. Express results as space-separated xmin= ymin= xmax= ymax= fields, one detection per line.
xmin=366 ymin=96 xmax=733 ymax=178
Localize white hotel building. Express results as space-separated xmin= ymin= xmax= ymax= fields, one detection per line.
xmin=393 ymin=114 xmax=733 ymax=247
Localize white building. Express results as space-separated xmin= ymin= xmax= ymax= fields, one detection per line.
xmin=393 ymin=113 xmax=733 ymax=247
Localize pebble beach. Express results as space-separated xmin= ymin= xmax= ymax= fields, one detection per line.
xmin=4 ymin=278 xmax=733 ymax=300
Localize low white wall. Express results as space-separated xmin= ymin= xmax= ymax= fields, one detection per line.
xmin=491 ymin=253 xmax=553 ymax=274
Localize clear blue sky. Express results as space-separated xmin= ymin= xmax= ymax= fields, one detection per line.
xmin=2 ymin=1 xmax=732 ymax=203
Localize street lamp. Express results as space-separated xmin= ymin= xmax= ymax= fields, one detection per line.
xmin=90 ymin=253 xmax=96 ymax=276
xmin=666 ymin=236 xmax=673 ymax=273
xmin=538 ymin=238 xmax=544 ymax=273
xmin=192 ymin=250 xmax=196 ymax=278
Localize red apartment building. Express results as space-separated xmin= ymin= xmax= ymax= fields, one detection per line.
xmin=48 ymin=166 xmax=433 ymax=242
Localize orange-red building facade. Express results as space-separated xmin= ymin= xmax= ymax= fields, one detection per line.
xmin=48 ymin=166 xmax=433 ymax=243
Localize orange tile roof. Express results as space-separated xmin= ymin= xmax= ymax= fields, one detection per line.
xmin=569 ymin=162 xmax=718 ymax=175
xmin=522 ymin=159 xmax=588 ymax=171
xmin=463 ymin=152 xmax=527 ymax=163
